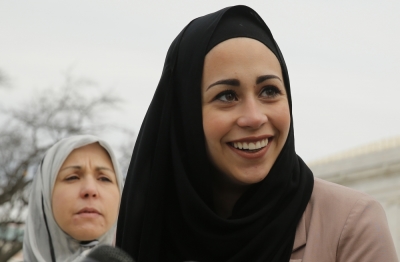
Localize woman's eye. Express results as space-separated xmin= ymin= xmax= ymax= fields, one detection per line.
xmin=215 ymin=90 xmax=238 ymax=102
xmin=99 ymin=176 xmax=112 ymax=182
xmin=65 ymin=175 xmax=79 ymax=181
xmin=260 ymin=86 xmax=282 ymax=98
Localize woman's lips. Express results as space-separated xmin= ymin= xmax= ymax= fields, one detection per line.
xmin=75 ymin=207 xmax=101 ymax=218
xmin=228 ymin=137 xmax=272 ymax=159
xmin=231 ymin=138 xmax=269 ymax=150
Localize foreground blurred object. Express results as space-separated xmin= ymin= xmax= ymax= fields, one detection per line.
xmin=83 ymin=245 xmax=134 ymax=262
xmin=0 ymin=72 xmax=132 ymax=261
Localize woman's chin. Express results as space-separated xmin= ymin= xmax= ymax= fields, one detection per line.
xmin=68 ymin=226 xmax=107 ymax=241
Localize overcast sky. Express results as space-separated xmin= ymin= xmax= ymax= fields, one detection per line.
xmin=1 ymin=0 xmax=399 ymax=162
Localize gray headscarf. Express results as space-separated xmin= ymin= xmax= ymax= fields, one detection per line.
xmin=23 ymin=135 xmax=124 ymax=262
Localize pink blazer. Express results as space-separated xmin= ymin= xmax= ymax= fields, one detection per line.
xmin=290 ymin=178 xmax=398 ymax=262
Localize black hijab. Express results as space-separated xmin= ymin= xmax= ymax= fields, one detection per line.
xmin=117 ymin=5 xmax=314 ymax=262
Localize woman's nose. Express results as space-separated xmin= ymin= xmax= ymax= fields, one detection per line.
xmin=236 ymin=98 xmax=268 ymax=129
xmin=80 ymin=177 xmax=98 ymax=198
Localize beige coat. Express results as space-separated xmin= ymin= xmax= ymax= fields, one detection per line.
xmin=290 ymin=178 xmax=398 ymax=261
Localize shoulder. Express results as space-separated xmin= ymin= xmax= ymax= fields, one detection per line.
xmin=310 ymin=177 xmax=387 ymax=234
xmin=309 ymin=177 xmax=378 ymax=214
xmin=312 ymin=177 xmax=372 ymax=202
xmin=303 ymin=177 xmax=381 ymax=243
xmin=308 ymin=178 xmax=386 ymax=234
xmin=303 ymin=178 xmax=398 ymax=261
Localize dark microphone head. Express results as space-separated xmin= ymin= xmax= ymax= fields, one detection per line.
xmin=83 ymin=245 xmax=134 ymax=262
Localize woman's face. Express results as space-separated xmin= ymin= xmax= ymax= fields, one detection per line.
xmin=52 ymin=143 xmax=120 ymax=241
xmin=202 ymin=38 xmax=290 ymax=187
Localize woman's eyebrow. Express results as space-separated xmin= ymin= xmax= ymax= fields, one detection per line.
xmin=59 ymin=166 xmax=114 ymax=172
xmin=207 ymin=75 xmax=282 ymax=90
xmin=60 ymin=165 xmax=81 ymax=171
xmin=207 ymin=79 xmax=240 ymax=90
xmin=256 ymin=75 xmax=282 ymax=84
xmin=97 ymin=167 xmax=114 ymax=172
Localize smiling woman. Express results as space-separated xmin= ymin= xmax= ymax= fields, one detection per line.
xmin=23 ymin=135 xmax=123 ymax=262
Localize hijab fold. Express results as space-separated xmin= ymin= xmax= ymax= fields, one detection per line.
xmin=23 ymin=135 xmax=123 ymax=262
xmin=117 ymin=5 xmax=314 ymax=262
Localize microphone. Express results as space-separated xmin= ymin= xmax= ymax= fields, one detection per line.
xmin=82 ymin=245 xmax=134 ymax=262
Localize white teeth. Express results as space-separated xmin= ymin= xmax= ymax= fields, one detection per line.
xmin=249 ymin=143 xmax=255 ymax=150
xmin=261 ymin=139 xmax=266 ymax=147
xmin=232 ymin=138 xmax=269 ymax=150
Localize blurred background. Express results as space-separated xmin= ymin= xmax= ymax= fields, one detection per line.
xmin=1 ymin=0 xmax=399 ymax=260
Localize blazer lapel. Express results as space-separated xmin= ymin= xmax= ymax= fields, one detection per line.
xmin=292 ymin=211 xmax=307 ymax=253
